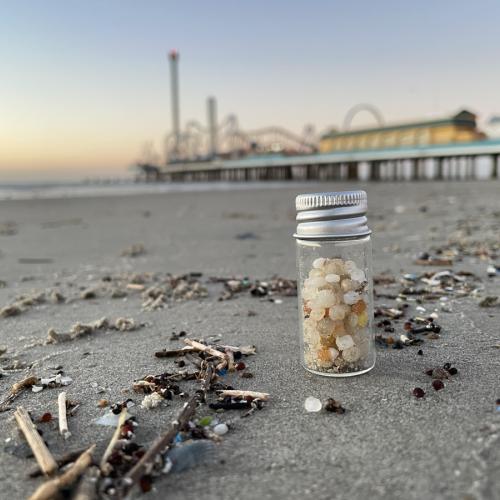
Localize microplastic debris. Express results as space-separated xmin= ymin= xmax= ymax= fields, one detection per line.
xmin=95 ymin=410 xmax=130 ymax=426
xmin=235 ymin=232 xmax=259 ymax=240
xmin=141 ymin=392 xmax=164 ymax=409
xmin=403 ymin=273 xmax=418 ymax=281
xmin=324 ymin=398 xmax=346 ymax=414
xmin=304 ymin=396 xmax=322 ymax=412
xmin=412 ymin=387 xmax=425 ymax=399
xmin=163 ymin=440 xmax=216 ymax=474
xmin=432 ymin=380 xmax=444 ymax=391
xmin=198 ymin=416 xmax=212 ymax=427
xmin=121 ymin=244 xmax=146 ymax=258
xmin=213 ymin=423 xmax=229 ymax=435
xmin=487 ymin=265 xmax=497 ymax=277
xmin=479 ymin=296 xmax=498 ymax=308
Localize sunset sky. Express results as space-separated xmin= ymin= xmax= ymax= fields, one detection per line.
xmin=1 ymin=0 xmax=499 ymax=182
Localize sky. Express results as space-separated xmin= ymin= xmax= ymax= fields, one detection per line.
xmin=1 ymin=0 xmax=499 ymax=182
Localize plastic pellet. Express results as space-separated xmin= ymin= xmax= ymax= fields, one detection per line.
xmin=304 ymin=396 xmax=322 ymax=412
xmin=213 ymin=423 xmax=229 ymax=435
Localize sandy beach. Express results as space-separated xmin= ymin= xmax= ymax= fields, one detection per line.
xmin=0 ymin=180 xmax=498 ymax=500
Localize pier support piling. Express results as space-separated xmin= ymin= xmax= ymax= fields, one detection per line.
xmin=492 ymin=154 xmax=498 ymax=179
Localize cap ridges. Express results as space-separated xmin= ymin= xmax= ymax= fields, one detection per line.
xmin=295 ymin=190 xmax=367 ymax=212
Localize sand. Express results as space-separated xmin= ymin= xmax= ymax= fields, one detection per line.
xmin=0 ymin=180 xmax=498 ymax=500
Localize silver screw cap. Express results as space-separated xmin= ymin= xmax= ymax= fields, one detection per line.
xmin=294 ymin=190 xmax=371 ymax=240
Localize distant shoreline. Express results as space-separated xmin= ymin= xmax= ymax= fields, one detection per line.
xmin=0 ymin=180 xmax=324 ymax=201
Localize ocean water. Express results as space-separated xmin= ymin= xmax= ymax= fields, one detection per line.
xmin=0 ymin=157 xmax=494 ymax=201
xmin=0 ymin=180 xmax=307 ymax=201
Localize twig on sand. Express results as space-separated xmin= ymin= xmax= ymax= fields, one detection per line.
xmin=154 ymin=346 xmax=195 ymax=358
xmin=100 ymin=409 xmax=129 ymax=474
xmin=14 ymin=406 xmax=58 ymax=476
xmin=183 ymin=338 xmax=227 ymax=360
xmin=126 ymin=283 xmax=145 ymax=291
xmin=58 ymin=391 xmax=71 ymax=439
xmin=217 ymin=390 xmax=270 ymax=401
xmin=28 ymin=444 xmax=96 ymax=500
xmin=120 ymin=363 xmax=214 ymax=495
xmin=0 ymin=375 xmax=39 ymax=412
xmin=225 ymin=349 xmax=235 ymax=372
xmin=28 ymin=447 xmax=89 ymax=478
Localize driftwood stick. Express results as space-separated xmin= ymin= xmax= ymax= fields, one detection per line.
xmin=209 ymin=400 xmax=251 ymax=410
xmin=225 ymin=349 xmax=235 ymax=372
xmin=58 ymin=391 xmax=71 ymax=439
xmin=199 ymin=363 xmax=214 ymax=394
xmin=183 ymin=338 xmax=226 ymax=359
xmin=217 ymin=390 xmax=270 ymax=401
xmin=121 ymin=363 xmax=214 ymax=494
xmin=154 ymin=346 xmax=195 ymax=358
xmin=71 ymin=465 xmax=100 ymax=500
xmin=126 ymin=283 xmax=145 ymax=291
xmin=29 ymin=447 xmax=89 ymax=478
xmin=0 ymin=375 xmax=39 ymax=412
xmin=14 ymin=406 xmax=58 ymax=476
xmin=414 ymin=258 xmax=453 ymax=266
xmin=121 ymin=397 xmax=197 ymax=490
xmin=132 ymin=380 xmax=156 ymax=392
xmin=100 ymin=409 xmax=128 ymax=473
xmin=29 ymin=444 xmax=96 ymax=500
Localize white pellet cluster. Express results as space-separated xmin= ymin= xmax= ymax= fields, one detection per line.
xmin=301 ymin=257 xmax=371 ymax=374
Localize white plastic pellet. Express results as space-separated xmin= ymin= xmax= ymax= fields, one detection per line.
xmin=304 ymin=396 xmax=322 ymax=413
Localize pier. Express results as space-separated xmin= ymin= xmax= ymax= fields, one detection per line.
xmin=140 ymin=139 xmax=500 ymax=182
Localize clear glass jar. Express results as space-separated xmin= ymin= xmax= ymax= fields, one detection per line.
xmin=294 ymin=191 xmax=375 ymax=377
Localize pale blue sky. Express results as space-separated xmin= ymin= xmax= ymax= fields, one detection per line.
xmin=1 ymin=0 xmax=499 ymax=180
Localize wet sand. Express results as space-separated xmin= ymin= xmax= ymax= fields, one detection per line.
xmin=0 ymin=180 xmax=498 ymax=500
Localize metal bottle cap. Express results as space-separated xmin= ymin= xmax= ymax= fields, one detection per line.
xmin=294 ymin=190 xmax=371 ymax=240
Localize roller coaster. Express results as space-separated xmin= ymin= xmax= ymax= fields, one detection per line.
xmin=163 ymin=116 xmax=318 ymax=163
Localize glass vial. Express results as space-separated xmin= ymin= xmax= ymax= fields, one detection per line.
xmin=294 ymin=191 xmax=375 ymax=377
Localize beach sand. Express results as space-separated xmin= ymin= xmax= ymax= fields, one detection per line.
xmin=0 ymin=180 xmax=498 ymax=500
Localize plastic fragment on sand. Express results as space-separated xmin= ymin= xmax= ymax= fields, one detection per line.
xmin=304 ymin=396 xmax=322 ymax=413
